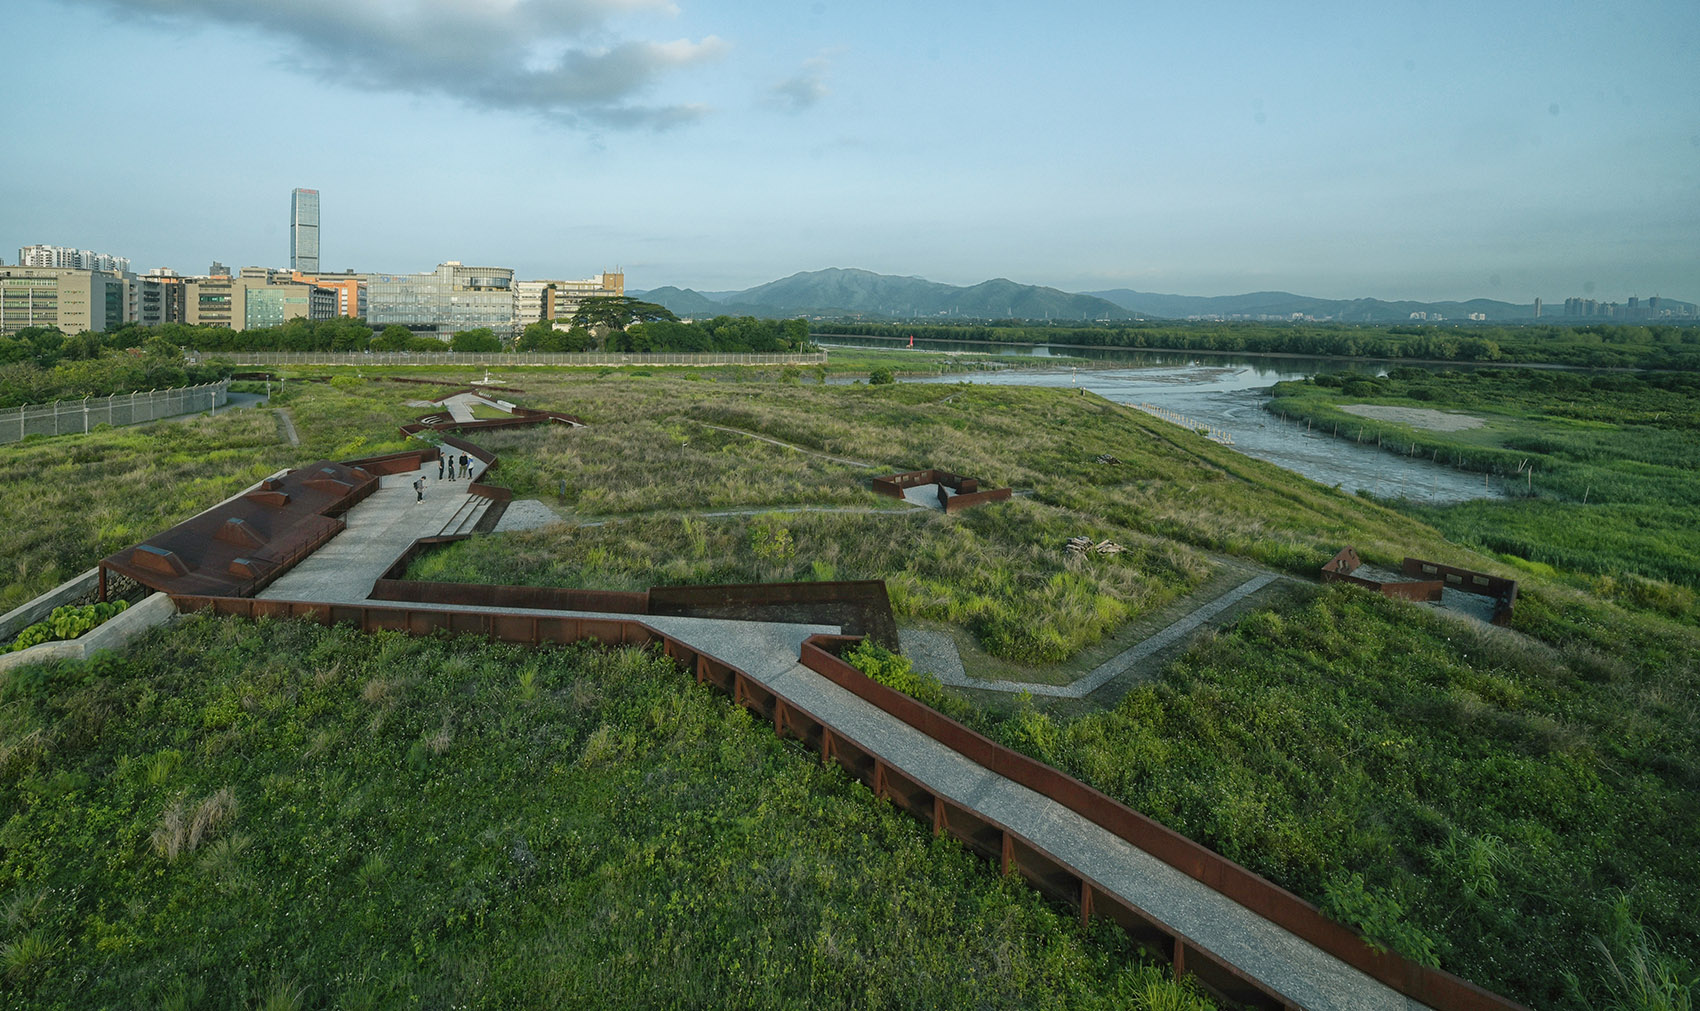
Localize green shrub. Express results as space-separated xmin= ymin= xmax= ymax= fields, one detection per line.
xmin=8 ymin=599 xmax=128 ymax=652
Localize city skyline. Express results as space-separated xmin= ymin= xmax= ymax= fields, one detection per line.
xmin=3 ymin=0 xmax=1696 ymax=303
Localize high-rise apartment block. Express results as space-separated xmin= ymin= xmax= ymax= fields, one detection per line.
xmin=290 ymin=188 xmax=320 ymax=273
xmin=0 ymin=267 xmax=126 ymax=336
xmin=17 ymin=244 xmax=130 ymax=274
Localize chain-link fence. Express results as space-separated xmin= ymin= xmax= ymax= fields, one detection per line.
xmin=182 ymin=350 xmax=829 ymax=368
xmin=0 ymin=380 xmax=230 ymax=445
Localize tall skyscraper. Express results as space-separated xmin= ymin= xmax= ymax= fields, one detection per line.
xmin=290 ymin=188 xmax=320 ymax=273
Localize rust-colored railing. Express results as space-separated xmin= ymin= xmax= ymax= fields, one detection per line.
xmin=165 ymin=591 xmax=1525 ymax=1011
xmin=796 ymin=634 xmax=1528 ymax=1011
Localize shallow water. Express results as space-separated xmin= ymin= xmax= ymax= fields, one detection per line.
xmin=824 ymin=338 xmax=1507 ymax=503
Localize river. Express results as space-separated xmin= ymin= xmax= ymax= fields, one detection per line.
xmin=819 ymin=337 xmax=1506 ymax=503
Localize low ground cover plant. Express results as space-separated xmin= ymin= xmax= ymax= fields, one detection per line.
xmin=1268 ymin=368 xmax=1700 ymax=605
xmin=7 ymin=600 xmax=127 ymax=652
xmin=0 ymin=615 xmax=1213 ymax=1010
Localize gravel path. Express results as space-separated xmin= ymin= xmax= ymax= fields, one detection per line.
xmin=696 ymin=423 xmax=879 ymax=468
xmin=913 ymin=574 xmax=1282 ymax=698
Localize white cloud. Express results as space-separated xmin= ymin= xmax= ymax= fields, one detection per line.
xmin=66 ymin=0 xmax=726 ymax=128
xmin=767 ymin=55 xmax=831 ymax=113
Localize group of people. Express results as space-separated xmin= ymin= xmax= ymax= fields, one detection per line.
xmin=413 ymin=451 xmax=475 ymax=502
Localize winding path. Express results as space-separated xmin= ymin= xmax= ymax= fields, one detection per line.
xmin=910 ymin=572 xmax=1284 ymax=699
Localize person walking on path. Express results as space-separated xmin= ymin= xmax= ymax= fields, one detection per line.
xmin=460 ymin=453 xmax=470 ymax=479
xmin=438 ymin=455 xmax=445 ymax=479
xmin=413 ymin=477 xmax=424 ymax=502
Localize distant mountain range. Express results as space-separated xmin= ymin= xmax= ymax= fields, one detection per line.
xmin=634 ymin=268 xmax=1694 ymax=324
xmin=638 ymin=268 xmax=1134 ymax=321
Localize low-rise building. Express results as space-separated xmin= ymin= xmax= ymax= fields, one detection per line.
xmin=0 ymin=266 xmax=126 ymax=336
xmin=292 ymin=270 xmax=366 ymax=319
xmin=364 ymin=261 xmax=516 ymax=339
xmin=514 ymin=271 xmax=624 ymax=331
xmin=183 ymin=268 xmax=337 ymax=331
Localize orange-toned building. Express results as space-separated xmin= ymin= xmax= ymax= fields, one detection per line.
xmin=292 ymin=271 xmax=366 ymax=319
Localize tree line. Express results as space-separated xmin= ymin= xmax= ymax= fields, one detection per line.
xmin=819 ymin=320 xmax=1700 ymax=369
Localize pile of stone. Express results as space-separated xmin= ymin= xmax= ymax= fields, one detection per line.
xmin=1066 ymin=536 xmax=1125 ymax=556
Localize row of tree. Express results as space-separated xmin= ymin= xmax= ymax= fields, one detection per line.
xmin=820 ymin=320 xmax=1700 ymax=369
xmin=2 ymin=297 xmax=814 ymax=361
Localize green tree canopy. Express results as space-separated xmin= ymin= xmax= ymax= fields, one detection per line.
xmin=570 ymin=297 xmax=678 ymax=335
xmin=449 ymin=328 xmax=503 ymax=352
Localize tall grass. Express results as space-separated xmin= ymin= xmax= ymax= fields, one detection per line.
xmin=0 ymin=614 xmax=1211 ymax=1010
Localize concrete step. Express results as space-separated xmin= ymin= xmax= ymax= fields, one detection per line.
xmin=438 ymin=496 xmax=489 ymax=537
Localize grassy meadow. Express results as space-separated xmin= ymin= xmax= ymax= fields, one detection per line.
xmin=982 ymin=583 xmax=1700 ymax=1009
xmin=0 ymin=615 xmax=1210 ymax=1010
xmin=0 ymin=378 xmax=424 ymax=614
xmin=4 ymin=361 xmax=1698 ymax=1009
xmin=1268 ymin=367 xmax=1700 ymax=612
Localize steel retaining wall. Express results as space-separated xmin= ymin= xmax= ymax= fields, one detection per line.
xmin=366 ymin=576 xmax=898 ymax=647
xmin=797 ymin=634 xmax=1527 ymax=1011
xmin=164 ymin=593 xmax=1525 ymax=1011
xmin=161 ymin=594 xmax=1292 ymax=1008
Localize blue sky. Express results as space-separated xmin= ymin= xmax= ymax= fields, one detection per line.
xmin=3 ymin=0 xmax=1696 ymax=302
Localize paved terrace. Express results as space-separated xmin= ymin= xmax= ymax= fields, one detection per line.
xmin=242 ymin=468 xmax=1430 ymax=1010
xmin=257 ymin=458 xmax=490 ymax=602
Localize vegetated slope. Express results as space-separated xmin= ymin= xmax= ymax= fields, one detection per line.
xmin=0 ymin=616 xmax=1211 ymax=1010
xmin=1268 ymin=366 xmax=1700 ymax=603
xmin=0 ymin=378 xmax=421 ymax=613
xmin=429 ymin=374 xmax=1699 ymax=1010
xmin=414 ymin=376 xmax=1462 ymax=665
xmin=997 ymin=583 xmax=1700 ymax=1011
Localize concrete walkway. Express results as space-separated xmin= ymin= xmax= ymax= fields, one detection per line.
xmin=318 ymin=590 xmax=1423 ymax=1011
xmin=258 ymin=462 xmax=488 ymax=601
xmin=913 ymin=573 xmax=1282 ymax=699
xmin=241 ymin=453 xmax=1431 ymax=1009
xmin=437 ymin=391 xmax=511 ymax=424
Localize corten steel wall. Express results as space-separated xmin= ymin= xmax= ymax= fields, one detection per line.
xmin=366 ymin=574 xmax=898 ymax=647
xmin=369 ymin=578 xmax=650 ymax=615
xmin=1402 ymin=558 xmax=1518 ymax=625
xmin=648 ymin=580 xmax=898 ymax=648
xmin=166 ymin=593 xmax=1524 ymax=1011
xmin=342 ymin=448 xmax=435 ymax=477
xmin=943 ymin=487 xmax=1013 ymax=513
xmin=1320 ymin=547 xmax=1444 ymax=603
xmin=0 ymin=380 xmax=230 ymax=444
xmin=796 ymin=634 xmax=1530 ymax=1011
xmin=1321 ymin=547 xmax=1361 ymax=577
xmin=875 ymin=469 xmax=1012 ymax=513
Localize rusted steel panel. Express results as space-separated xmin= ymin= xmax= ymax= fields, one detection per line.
xmin=823 ymin=727 xmax=876 ymax=784
xmin=1090 ymin=888 xmax=1179 ymax=961
xmin=1321 ymin=546 xmax=1362 ymax=576
xmin=877 ymin=761 xmax=936 ymax=822
xmin=797 ymin=634 xmax=1530 ymax=1011
xmin=943 ymin=487 xmax=1013 ymax=512
xmin=1182 ymin=944 xmax=1297 ymax=1011
xmin=937 ymin=796 xmax=1004 ymax=861
xmin=1005 ymin=833 xmax=1083 ymax=907
xmin=578 ymin=618 xmax=626 ymax=644
xmin=491 ymin=613 xmax=539 ymax=644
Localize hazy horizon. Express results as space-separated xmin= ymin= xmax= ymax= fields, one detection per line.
xmin=4 ymin=0 xmax=1695 ymax=305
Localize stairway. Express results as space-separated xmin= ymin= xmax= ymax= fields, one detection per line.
xmin=437 ymin=495 xmax=491 ymax=537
